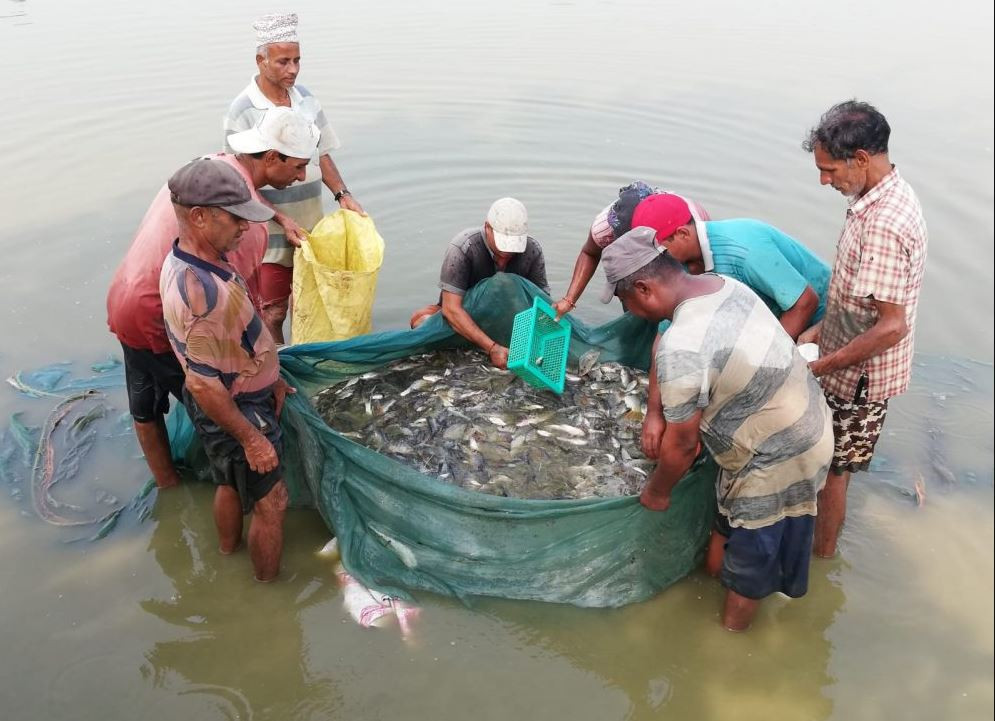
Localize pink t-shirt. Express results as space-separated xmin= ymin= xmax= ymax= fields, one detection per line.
xmin=106 ymin=154 xmax=267 ymax=353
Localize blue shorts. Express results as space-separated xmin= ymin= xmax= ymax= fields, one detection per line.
xmin=716 ymin=514 xmax=815 ymax=600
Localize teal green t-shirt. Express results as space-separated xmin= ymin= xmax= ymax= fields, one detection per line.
xmin=656 ymin=219 xmax=829 ymax=335
xmin=702 ymin=219 xmax=830 ymax=320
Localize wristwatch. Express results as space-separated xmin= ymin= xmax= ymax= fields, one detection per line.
xmin=334 ymin=188 xmax=351 ymax=202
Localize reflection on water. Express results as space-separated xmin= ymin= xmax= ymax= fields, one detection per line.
xmin=140 ymin=486 xmax=340 ymax=720
xmin=0 ymin=0 xmax=992 ymax=718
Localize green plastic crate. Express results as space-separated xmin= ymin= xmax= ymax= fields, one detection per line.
xmin=507 ymin=296 xmax=572 ymax=394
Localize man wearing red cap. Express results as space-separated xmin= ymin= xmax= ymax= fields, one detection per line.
xmin=552 ymin=181 xmax=710 ymax=321
xmin=631 ymin=193 xmax=830 ymax=340
xmin=594 ymin=192 xmax=830 ymax=460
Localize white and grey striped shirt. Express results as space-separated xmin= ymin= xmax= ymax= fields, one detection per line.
xmin=223 ymin=77 xmax=340 ymax=266
xmin=657 ymin=277 xmax=833 ymax=529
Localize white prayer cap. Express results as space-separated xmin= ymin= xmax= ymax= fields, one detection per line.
xmin=253 ymin=13 xmax=300 ymax=46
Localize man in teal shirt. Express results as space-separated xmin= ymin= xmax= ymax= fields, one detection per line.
xmin=632 ymin=193 xmax=829 ymax=340
xmin=623 ymin=193 xmax=830 ymax=460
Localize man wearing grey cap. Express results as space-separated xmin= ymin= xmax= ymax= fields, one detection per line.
xmin=223 ymin=12 xmax=364 ymax=344
xmin=409 ymin=197 xmax=549 ymax=369
xmin=107 ymin=108 xmax=318 ymax=493
xmin=602 ymin=227 xmax=833 ymax=631
xmin=159 ymin=158 xmax=295 ymax=582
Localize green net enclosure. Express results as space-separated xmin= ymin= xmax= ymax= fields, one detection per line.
xmin=168 ymin=274 xmax=717 ymax=607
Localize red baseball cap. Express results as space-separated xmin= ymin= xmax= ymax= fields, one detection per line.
xmin=630 ymin=194 xmax=693 ymax=242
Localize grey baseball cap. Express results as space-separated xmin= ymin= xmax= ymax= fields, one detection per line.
xmin=168 ymin=158 xmax=274 ymax=222
xmin=599 ymin=226 xmax=664 ymax=303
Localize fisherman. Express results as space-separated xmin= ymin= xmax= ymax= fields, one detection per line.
xmin=563 ymin=188 xmax=829 ymax=461
xmin=551 ymin=181 xmax=710 ymax=320
xmin=631 ymin=193 xmax=830 ymax=340
xmin=159 ymin=158 xmax=294 ymax=582
xmin=106 ymin=108 xmax=319 ymax=491
xmin=224 ymin=12 xmax=365 ymax=344
xmin=800 ymin=100 xmax=928 ymax=558
xmin=550 ymin=185 xmax=709 ymax=466
xmin=408 ymin=197 xmax=549 ymax=369
xmin=601 ymin=227 xmax=833 ymax=631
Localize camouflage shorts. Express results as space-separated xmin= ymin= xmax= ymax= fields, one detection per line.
xmin=825 ymin=381 xmax=888 ymax=474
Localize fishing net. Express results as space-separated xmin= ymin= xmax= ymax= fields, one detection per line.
xmin=168 ymin=273 xmax=718 ymax=608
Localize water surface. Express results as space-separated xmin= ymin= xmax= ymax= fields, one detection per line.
xmin=0 ymin=1 xmax=992 ymax=719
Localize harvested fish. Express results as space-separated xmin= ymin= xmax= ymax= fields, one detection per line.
xmin=314 ymin=350 xmax=654 ymax=500
xmin=578 ymin=349 xmax=601 ymax=377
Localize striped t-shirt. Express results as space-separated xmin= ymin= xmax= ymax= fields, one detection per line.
xmin=223 ymin=77 xmax=341 ymax=267
xmin=160 ymin=241 xmax=279 ymax=397
xmin=657 ymin=277 xmax=833 ymax=529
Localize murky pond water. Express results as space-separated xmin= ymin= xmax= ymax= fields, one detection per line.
xmin=0 ymin=0 xmax=992 ymax=719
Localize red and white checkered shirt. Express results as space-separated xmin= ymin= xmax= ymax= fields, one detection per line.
xmin=820 ymin=167 xmax=928 ymax=402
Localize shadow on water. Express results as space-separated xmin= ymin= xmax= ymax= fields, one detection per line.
xmin=468 ymin=563 xmax=843 ymax=721
xmin=138 ymin=484 xmax=343 ymax=720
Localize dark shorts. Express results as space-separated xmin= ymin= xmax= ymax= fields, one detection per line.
xmin=715 ymin=513 xmax=815 ymax=600
xmin=182 ymin=386 xmax=283 ymax=513
xmin=259 ymin=263 xmax=293 ymax=309
xmin=121 ymin=342 xmax=185 ymax=423
xmin=825 ymin=375 xmax=889 ymax=474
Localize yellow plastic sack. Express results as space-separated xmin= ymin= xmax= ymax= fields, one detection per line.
xmin=291 ymin=209 xmax=385 ymax=343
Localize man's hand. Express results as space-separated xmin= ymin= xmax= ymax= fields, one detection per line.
xmin=275 ymin=214 xmax=308 ymax=247
xmin=641 ymin=412 xmax=665 ymax=459
xmin=640 ymin=486 xmax=671 ymax=512
xmin=338 ymin=194 xmax=366 ymax=216
xmin=808 ymin=355 xmax=831 ymax=378
xmin=488 ymin=344 xmax=509 ymax=369
xmin=410 ymin=303 xmax=442 ymax=329
xmin=798 ymin=321 xmax=822 ymax=346
xmin=552 ymin=297 xmax=576 ymax=322
xmin=242 ymin=431 xmax=279 ymax=474
xmin=273 ymin=378 xmax=297 ymax=418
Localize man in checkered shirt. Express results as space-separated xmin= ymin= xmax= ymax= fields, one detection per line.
xmin=799 ymin=100 xmax=928 ymax=558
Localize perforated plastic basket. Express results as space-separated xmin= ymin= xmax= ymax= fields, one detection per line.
xmin=507 ymin=296 xmax=572 ymax=394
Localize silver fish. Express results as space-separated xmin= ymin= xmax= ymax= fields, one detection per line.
xmin=314 ymin=350 xmax=652 ymax=500
xmin=579 ymin=349 xmax=601 ymax=377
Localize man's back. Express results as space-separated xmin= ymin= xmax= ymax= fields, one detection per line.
xmin=702 ymin=219 xmax=831 ymax=321
xmin=657 ymin=277 xmax=833 ymax=529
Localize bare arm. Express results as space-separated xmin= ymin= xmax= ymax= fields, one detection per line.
xmin=441 ymin=290 xmax=507 ymax=368
xmin=185 ymin=373 xmax=278 ymax=473
xmin=319 ymin=154 xmax=365 ymax=214
xmin=641 ymin=333 xmax=667 ymax=458
xmin=808 ymin=298 xmax=908 ymax=377
xmin=553 ymin=234 xmax=604 ymax=320
xmin=640 ymin=409 xmax=703 ymax=511
xmin=778 ymin=285 xmax=821 ymax=341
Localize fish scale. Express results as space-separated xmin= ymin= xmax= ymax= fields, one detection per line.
xmin=314 ymin=350 xmax=653 ymax=500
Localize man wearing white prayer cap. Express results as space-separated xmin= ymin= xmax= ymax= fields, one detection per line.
xmin=223 ymin=12 xmax=364 ymax=344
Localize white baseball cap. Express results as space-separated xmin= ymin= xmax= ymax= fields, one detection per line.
xmin=227 ymin=107 xmax=320 ymax=159
xmin=486 ymin=197 xmax=529 ymax=253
